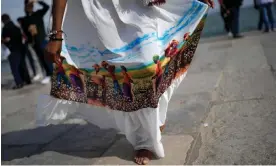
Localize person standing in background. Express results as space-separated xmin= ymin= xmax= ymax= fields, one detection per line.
xmin=219 ymin=0 xmax=244 ymax=38
xmin=17 ymin=17 xmax=39 ymax=80
xmin=218 ymin=0 xmax=232 ymax=36
xmin=22 ymin=0 xmax=53 ymax=84
xmin=255 ymin=0 xmax=275 ymax=32
xmin=254 ymin=0 xmax=264 ymax=31
xmin=2 ymin=14 xmax=31 ymax=89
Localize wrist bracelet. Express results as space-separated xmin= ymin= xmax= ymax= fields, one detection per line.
xmin=49 ymin=35 xmax=63 ymax=41
xmin=48 ymin=30 xmax=66 ymax=37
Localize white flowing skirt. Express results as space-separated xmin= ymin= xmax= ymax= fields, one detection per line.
xmin=36 ymin=0 xmax=207 ymax=158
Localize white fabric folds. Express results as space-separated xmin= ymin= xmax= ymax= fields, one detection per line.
xmin=36 ymin=0 xmax=208 ymax=157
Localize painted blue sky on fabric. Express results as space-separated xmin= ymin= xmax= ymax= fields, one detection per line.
xmin=65 ymin=0 xmax=205 ymax=57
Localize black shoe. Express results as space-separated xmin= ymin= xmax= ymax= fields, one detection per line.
xmin=12 ymin=84 xmax=24 ymax=90
xmin=233 ymin=34 xmax=244 ymax=39
xmin=24 ymin=81 xmax=32 ymax=86
xmin=264 ymin=29 xmax=270 ymax=33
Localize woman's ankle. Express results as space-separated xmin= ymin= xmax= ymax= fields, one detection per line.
xmin=160 ymin=124 xmax=165 ymax=132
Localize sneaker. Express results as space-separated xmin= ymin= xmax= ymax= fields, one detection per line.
xmin=41 ymin=76 xmax=51 ymax=84
xmin=24 ymin=81 xmax=32 ymax=86
xmin=33 ymin=74 xmax=42 ymax=81
xmin=228 ymin=32 xmax=232 ymax=37
xmin=264 ymin=29 xmax=270 ymax=33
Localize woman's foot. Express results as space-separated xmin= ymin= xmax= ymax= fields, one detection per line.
xmin=160 ymin=125 xmax=165 ymax=133
xmin=134 ymin=149 xmax=153 ymax=165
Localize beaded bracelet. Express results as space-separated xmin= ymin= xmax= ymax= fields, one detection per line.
xmin=48 ymin=30 xmax=66 ymax=41
xmin=48 ymin=30 xmax=66 ymax=36
xmin=49 ymin=35 xmax=63 ymax=41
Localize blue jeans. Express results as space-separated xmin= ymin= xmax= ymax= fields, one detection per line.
xmin=259 ymin=3 xmax=275 ymax=31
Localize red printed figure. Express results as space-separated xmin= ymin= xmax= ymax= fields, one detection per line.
xmin=164 ymin=39 xmax=179 ymax=74
xmin=90 ymin=64 xmax=105 ymax=100
xmin=183 ymin=32 xmax=190 ymax=41
xmin=101 ymin=61 xmax=122 ymax=95
xmin=69 ymin=66 xmax=84 ymax=92
xmin=56 ymin=56 xmax=70 ymax=88
xmin=121 ymin=66 xmax=134 ymax=102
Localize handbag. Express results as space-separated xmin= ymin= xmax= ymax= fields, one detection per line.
xmin=1 ymin=44 xmax=11 ymax=61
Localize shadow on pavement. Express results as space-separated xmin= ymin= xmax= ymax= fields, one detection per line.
xmin=1 ymin=80 xmax=14 ymax=90
xmin=1 ymin=123 xmax=132 ymax=163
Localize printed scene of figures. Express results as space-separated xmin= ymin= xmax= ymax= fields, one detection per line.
xmin=50 ymin=16 xmax=206 ymax=112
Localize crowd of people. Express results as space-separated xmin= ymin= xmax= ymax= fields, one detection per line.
xmin=254 ymin=0 xmax=275 ymax=32
xmin=218 ymin=0 xmax=275 ymax=38
xmin=1 ymin=0 xmax=52 ymax=89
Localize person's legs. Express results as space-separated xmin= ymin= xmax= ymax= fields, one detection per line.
xmin=8 ymin=52 xmax=24 ymax=88
xmin=258 ymin=8 xmax=264 ymax=30
xmin=260 ymin=4 xmax=270 ymax=32
xmin=231 ymin=6 xmax=242 ymax=37
xmin=225 ymin=15 xmax=231 ymax=33
xmin=33 ymin=43 xmax=53 ymax=77
xmin=25 ymin=44 xmax=37 ymax=76
xmin=220 ymin=7 xmax=230 ymax=33
xmin=19 ymin=51 xmax=31 ymax=85
xmin=265 ymin=2 xmax=275 ymax=30
xmin=32 ymin=44 xmax=45 ymax=74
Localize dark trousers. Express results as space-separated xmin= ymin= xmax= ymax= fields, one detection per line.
xmin=259 ymin=3 xmax=275 ymax=31
xmin=33 ymin=42 xmax=53 ymax=76
xmin=220 ymin=7 xmax=232 ymax=32
xmin=23 ymin=43 xmax=37 ymax=76
xmin=20 ymin=51 xmax=31 ymax=84
xmin=258 ymin=8 xmax=264 ymax=30
xmin=230 ymin=7 xmax=240 ymax=36
xmin=8 ymin=51 xmax=31 ymax=86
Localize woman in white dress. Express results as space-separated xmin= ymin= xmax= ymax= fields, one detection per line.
xmin=43 ymin=0 xmax=213 ymax=164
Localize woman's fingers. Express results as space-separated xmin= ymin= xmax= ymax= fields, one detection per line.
xmin=209 ymin=0 xmax=215 ymax=8
xmin=203 ymin=0 xmax=214 ymax=8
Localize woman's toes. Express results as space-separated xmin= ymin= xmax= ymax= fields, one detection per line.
xmin=142 ymin=157 xmax=150 ymax=165
xmin=138 ymin=157 xmax=143 ymax=165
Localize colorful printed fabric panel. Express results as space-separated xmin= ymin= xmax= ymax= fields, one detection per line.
xmin=50 ymin=13 xmax=207 ymax=112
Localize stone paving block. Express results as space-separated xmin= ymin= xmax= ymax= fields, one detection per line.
xmin=189 ymin=43 xmax=229 ymax=74
xmin=17 ymin=151 xmax=99 ymax=165
xmin=190 ymin=50 xmax=227 ymax=74
xmin=215 ymin=68 xmax=276 ymax=101
xmin=1 ymin=110 xmax=35 ymax=134
xmin=194 ymin=98 xmax=276 ymax=165
xmin=261 ymin=33 xmax=276 ymax=71
xmin=43 ymin=124 xmax=117 ymax=154
xmin=2 ymin=124 xmax=76 ymax=145
xmin=95 ymin=135 xmax=193 ymax=165
xmin=2 ymin=159 xmax=24 ymax=165
xmin=176 ymin=71 xmax=221 ymax=96
xmin=1 ymin=82 xmax=49 ymax=117
xmin=165 ymin=92 xmax=211 ymax=134
xmin=225 ymin=40 xmax=270 ymax=72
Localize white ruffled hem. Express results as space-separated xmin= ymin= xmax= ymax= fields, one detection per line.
xmin=35 ymin=72 xmax=186 ymax=158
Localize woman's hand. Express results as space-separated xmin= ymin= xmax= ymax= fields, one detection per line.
xmin=202 ymin=0 xmax=214 ymax=8
xmin=44 ymin=40 xmax=62 ymax=63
